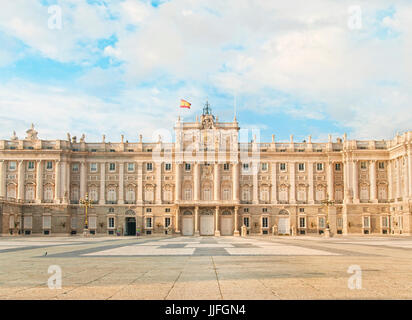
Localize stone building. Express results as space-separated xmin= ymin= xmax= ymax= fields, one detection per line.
xmin=0 ymin=103 xmax=411 ymax=236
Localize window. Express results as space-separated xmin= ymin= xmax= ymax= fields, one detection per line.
xmin=378 ymin=162 xmax=385 ymax=170
xmin=146 ymin=208 xmax=152 ymax=213
xmin=360 ymin=162 xmax=367 ymax=170
xmin=203 ymin=188 xmax=211 ymax=201
xmin=146 ymin=163 xmax=153 ymax=171
xmin=90 ymin=163 xmax=97 ymax=172
xmin=165 ymin=163 xmax=172 ymax=171
xmin=108 ymin=207 xmax=114 ymax=213
xmin=8 ymin=161 xmax=16 ymax=171
xmin=337 ymin=217 xmax=343 ymax=228
xmin=335 ymin=163 xmax=341 ymax=171
xmin=165 ymin=217 xmax=171 ymax=228
xmin=107 ymin=188 xmax=117 ymax=202
xmin=363 ymin=216 xmax=370 ymax=228
xmin=243 ymin=217 xmax=250 ymax=228
xmin=108 ymin=217 xmax=115 ymax=229
xmin=262 ymin=217 xmax=268 ymax=228
xmin=261 ymin=163 xmax=268 ymax=171
xmin=318 ymin=217 xmax=325 ymax=228
xmin=109 ymin=163 xmax=116 ymax=172
xmin=299 ymin=217 xmax=306 ymax=228
xmin=72 ymin=163 xmax=79 ymax=172
xmin=46 ymin=161 xmax=53 ymax=170
xmin=382 ymin=216 xmax=388 ymax=228
xmin=125 ymin=188 xmax=135 ymax=203
xmin=185 ymin=163 xmax=191 ymax=171
xmin=243 ymin=208 xmax=249 ymax=213
xmin=298 ymin=163 xmax=305 ymax=171
xmin=128 ymin=163 xmax=135 ymax=172
xmin=165 ymin=208 xmax=171 ymax=213
xmin=27 ymin=161 xmax=35 ymax=170
xmin=223 ymin=163 xmax=230 ymax=171
xmin=44 ymin=186 xmax=53 ymax=201
xmin=146 ymin=217 xmax=152 ymax=228
xmin=184 ymin=188 xmax=192 ymax=200
xmin=43 ymin=216 xmax=51 ymax=229
xmin=316 ymin=163 xmax=323 ymax=171
xmin=242 ymin=163 xmax=249 ymax=172
xmin=262 ymin=208 xmax=268 ymax=213
xmin=299 ymin=208 xmax=305 ymax=213
xmin=280 ymin=163 xmax=286 ymax=171
xmin=222 ymin=188 xmax=231 ymax=200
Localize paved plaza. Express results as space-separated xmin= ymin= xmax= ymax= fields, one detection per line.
xmin=1 ymin=235 xmax=412 ymax=299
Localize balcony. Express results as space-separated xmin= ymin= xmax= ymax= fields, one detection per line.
xmin=124 ymin=201 xmax=136 ymax=204
xmin=106 ymin=200 xmax=118 ymax=205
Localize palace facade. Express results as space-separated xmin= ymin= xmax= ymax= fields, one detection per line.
xmin=0 ymin=103 xmax=411 ymax=236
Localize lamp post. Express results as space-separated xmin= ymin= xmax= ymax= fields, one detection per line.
xmin=321 ymin=193 xmax=335 ymax=238
xmin=80 ymin=193 xmax=92 ymax=236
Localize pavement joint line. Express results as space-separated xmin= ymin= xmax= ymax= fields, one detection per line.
xmin=105 ymin=268 xmax=153 ymax=300
xmin=57 ymin=271 xmax=114 ymax=298
xmin=211 ymin=256 xmax=223 ymax=300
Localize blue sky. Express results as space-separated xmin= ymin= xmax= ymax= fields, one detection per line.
xmin=0 ymin=0 xmax=410 ymax=143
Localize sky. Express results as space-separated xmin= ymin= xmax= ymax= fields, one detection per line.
xmin=0 ymin=0 xmax=411 ymax=144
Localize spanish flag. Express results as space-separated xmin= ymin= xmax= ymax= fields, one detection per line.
xmin=180 ymin=99 xmax=191 ymax=109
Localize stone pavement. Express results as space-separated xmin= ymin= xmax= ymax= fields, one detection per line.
xmin=1 ymin=235 xmax=412 ymax=299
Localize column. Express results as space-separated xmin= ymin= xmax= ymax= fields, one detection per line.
xmin=387 ymin=160 xmax=393 ymax=200
xmin=396 ymin=157 xmax=401 ymax=199
xmin=308 ymin=161 xmax=314 ymax=204
xmin=54 ymin=160 xmax=61 ymax=203
xmin=327 ymin=161 xmax=334 ymax=201
xmin=370 ymin=160 xmax=377 ymax=202
xmin=352 ymin=160 xmax=359 ymax=203
xmin=64 ymin=162 xmax=70 ymax=204
xmin=194 ymin=206 xmax=199 ymax=235
xmin=214 ymin=163 xmax=220 ymax=201
xmin=155 ymin=162 xmax=162 ymax=204
xmin=403 ymin=155 xmax=409 ymax=199
xmin=271 ymin=161 xmax=277 ymax=204
xmin=289 ymin=162 xmax=296 ymax=204
xmin=214 ymin=206 xmax=220 ymax=236
xmin=252 ymin=162 xmax=258 ymax=204
xmin=80 ymin=161 xmax=86 ymax=199
xmin=0 ymin=161 xmax=6 ymax=198
xmin=99 ymin=162 xmax=106 ymax=205
xmin=119 ymin=162 xmax=124 ymax=204
xmin=232 ymin=162 xmax=239 ymax=201
xmin=234 ymin=206 xmax=240 ymax=236
xmin=408 ymin=147 xmax=412 ymax=197
xmin=175 ymin=206 xmax=180 ymax=233
xmin=137 ymin=162 xmax=143 ymax=204
xmin=175 ymin=163 xmax=181 ymax=201
xmin=35 ymin=160 xmax=43 ymax=203
xmin=17 ymin=160 xmax=24 ymax=201
xmin=194 ymin=163 xmax=200 ymax=202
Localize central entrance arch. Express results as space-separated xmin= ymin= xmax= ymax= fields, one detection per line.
xmin=125 ymin=217 xmax=136 ymax=236
xmin=200 ymin=209 xmax=214 ymax=236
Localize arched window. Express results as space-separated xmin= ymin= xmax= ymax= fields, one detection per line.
xmin=144 ymin=186 xmax=154 ymax=202
xmin=89 ymin=187 xmax=98 ymax=203
xmin=222 ymin=187 xmax=231 ymax=200
xmin=279 ymin=186 xmax=288 ymax=202
xmin=25 ymin=185 xmax=35 ymax=202
xmin=297 ymin=186 xmax=306 ymax=202
xmin=71 ymin=186 xmax=79 ymax=202
xmin=7 ymin=184 xmax=16 ymax=199
xmin=242 ymin=187 xmax=251 ymax=201
xmin=126 ymin=186 xmax=136 ymax=203
xmin=378 ymin=184 xmax=387 ymax=200
xmin=44 ymin=185 xmax=54 ymax=201
xmin=315 ymin=186 xmax=325 ymax=201
xmin=335 ymin=186 xmax=343 ymax=201
xmin=360 ymin=185 xmax=369 ymax=201
xmin=107 ymin=187 xmax=117 ymax=202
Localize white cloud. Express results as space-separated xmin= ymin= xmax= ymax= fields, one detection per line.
xmin=0 ymin=0 xmax=411 ymax=141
